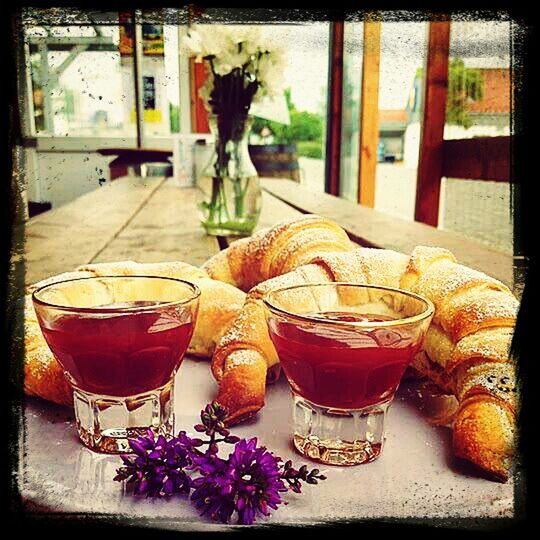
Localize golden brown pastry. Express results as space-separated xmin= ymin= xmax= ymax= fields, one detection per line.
xmin=206 ymin=217 xmax=518 ymax=482
xmin=202 ymin=214 xmax=355 ymax=291
xmin=23 ymin=292 xmax=74 ymax=406
xmin=400 ymin=246 xmax=518 ymax=481
xmin=24 ymin=261 xmax=246 ymax=406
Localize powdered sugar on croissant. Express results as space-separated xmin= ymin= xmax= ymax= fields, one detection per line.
xmin=206 ymin=217 xmax=518 ymax=482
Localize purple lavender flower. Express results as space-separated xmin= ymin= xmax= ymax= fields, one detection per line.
xmin=114 ymin=402 xmax=327 ymax=524
xmin=114 ymin=429 xmax=193 ymax=498
xmin=191 ymin=437 xmax=288 ymax=525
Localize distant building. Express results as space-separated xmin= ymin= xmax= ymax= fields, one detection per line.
xmin=402 ymin=67 xmax=511 ymax=168
xmin=466 ymin=68 xmax=511 ymax=129
xmin=378 ymin=109 xmax=408 ymax=162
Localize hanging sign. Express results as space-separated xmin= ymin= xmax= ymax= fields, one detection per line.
xmin=119 ymin=12 xmax=164 ymax=56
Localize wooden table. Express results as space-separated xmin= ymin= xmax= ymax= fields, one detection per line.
xmin=20 ymin=176 xmax=517 ymax=527
xmin=23 ymin=176 xmax=306 ymax=286
xmin=24 ymin=176 xmax=516 ymax=290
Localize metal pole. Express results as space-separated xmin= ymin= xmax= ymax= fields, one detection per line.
xmin=132 ymin=9 xmax=145 ymax=148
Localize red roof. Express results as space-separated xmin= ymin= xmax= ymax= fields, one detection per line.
xmin=379 ymin=109 xmax=408 ymax=123
xmin=467 ymin=68 xmax=511 ymax=114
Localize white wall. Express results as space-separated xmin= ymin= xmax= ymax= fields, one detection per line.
xmin=29 ymin=134 xmax=214 ymax=209
xmin=31 ymin=151 xmax=115 ymax=208
xmin=403 ymin=122 xmax=421 ymax=169
xmin=403 ymin=120 xmax=510 ymax=170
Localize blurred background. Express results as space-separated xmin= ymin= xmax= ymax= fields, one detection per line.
xmin=17 ymin=9 xmax=513 ymax=254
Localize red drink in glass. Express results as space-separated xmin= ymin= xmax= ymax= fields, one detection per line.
xmin=39 ymin=302 xmax=194 ymax=397
xmin=33 ymin=276 xmax=200 ymax=453
xmin=268 ymin=312 xmax=421 ymax=410
xmin=263 ymin=283 xmax=434 ymax=466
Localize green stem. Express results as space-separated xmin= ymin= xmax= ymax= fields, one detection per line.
xmin=218 ymin=178 xmax=231 ymax=222
xmin=207 ymin=177 xmax=221 ymax=224
xmin=233 ymin=179 xmax=245 ymax=219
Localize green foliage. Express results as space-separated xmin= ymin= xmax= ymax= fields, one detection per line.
xmin=252 ymin=88 xmax=324 ymax=147
xmin=446 ymin=58 xmax=483 ymax=128
xmin=416 ymin=58 xmax=484 ymax=129
xmin=169 ymin=103 xmax=180 ymax=133
xmin=296 ymin=140 xmax=323 ymax=159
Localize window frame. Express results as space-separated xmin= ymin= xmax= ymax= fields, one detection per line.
xmin=21 ymin=11 xmax=193 ymax=149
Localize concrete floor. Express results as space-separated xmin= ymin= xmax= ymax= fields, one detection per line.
xmin=298 ymin=158 xmax=513 ymax=254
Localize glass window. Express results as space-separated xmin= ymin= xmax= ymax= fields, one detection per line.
xmin=374 ymin=21 xmax=427 ymax=220
xmin=337 ymin=20 xmax=427 ymax=212
xmin=25 ymin=14 xmax=181 ymax=138
xmin=440 ymin=20 xmax=512 ymax=253
xmin=339 ymin=21 xmax=363 ymax=202
xmin=26 ymin=22 xmax=136 ymax=137
xmin=248 ymin=23 xmax=329 ymax=191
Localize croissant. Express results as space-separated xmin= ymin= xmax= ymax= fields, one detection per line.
xmin=203 ymin=214 xmax=355 ymax=291
xmin=400 ymin=246 xmax=518 ymax=482
xmin=24 ymin=261 xmax=245 ymax=406
xmin=207 ymin=216 xmax=518 ymax=482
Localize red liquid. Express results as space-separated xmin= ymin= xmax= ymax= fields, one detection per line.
xmin=268 ymin=312 xmax=421 ymax=409
xmin=39 ymin=302 xmax=194 ymax=396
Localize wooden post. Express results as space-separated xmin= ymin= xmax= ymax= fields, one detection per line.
xmin=358 ymin=18 xmax=381 ymax=207
xmin=325 ymin=20 xmax=344 ymax=196
xmin=414 ymin=20 xmax=451 ymax=226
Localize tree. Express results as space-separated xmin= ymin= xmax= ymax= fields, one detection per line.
xmin=416 ymin=58 xmax=484 ymax=129
xmin=252 ymin=88 xmax=323 ymax=148
xmin=446 ymin=58 xmax=484 ymax=128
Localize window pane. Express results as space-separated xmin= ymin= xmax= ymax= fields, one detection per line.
xmin=440 ymin=20 xmax=512 ymax=253
xmin=445 ymin=20 xmax=511 ymax=139
xmin=248 ymin=23 xmax=329 ymax=191
xmin=339 ymin=21 xmax=363 ymax=202
xmin=374 ymin=21 xmax=427 ymax=220
xmin=26 ymin=21 xmax=136 ymax=137
xmin=119 ymin=15 xmax=179 ymax=138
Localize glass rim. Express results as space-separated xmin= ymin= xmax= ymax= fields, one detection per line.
xmin=32 ymin=275 xmax=201 ymax=314
xmin=262 ymin=282 xmax=435 ymax=328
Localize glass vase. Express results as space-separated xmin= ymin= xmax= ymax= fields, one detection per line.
xmin=197 ymin=115 xmax=261 ymax=237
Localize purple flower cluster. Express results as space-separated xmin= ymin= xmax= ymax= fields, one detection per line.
xmin=114 ymin=402 xmax=326 ymax=525
xmin=191 ymin=437 xmax=287 ymax=524
xmin=113 ymin=431 xmax=194 ymax=497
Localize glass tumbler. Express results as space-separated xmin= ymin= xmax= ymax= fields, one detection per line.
xmin=263 ymin=283 xmax=434 ymax=466
xmin=32 ymin=275 xmax=200 ymax=453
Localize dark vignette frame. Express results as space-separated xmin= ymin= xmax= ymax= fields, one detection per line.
xmin=4 ymin=1 xmax=535 ymax=536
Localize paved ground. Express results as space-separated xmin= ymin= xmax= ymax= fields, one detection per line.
xmin=298 ymin=158 xmax=513 ymax=254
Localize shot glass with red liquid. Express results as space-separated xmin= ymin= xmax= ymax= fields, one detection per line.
xmin=32 ymin=276 xmax=200 ymax=453
xmin=263 ymin=283 xmax=434 ymax=466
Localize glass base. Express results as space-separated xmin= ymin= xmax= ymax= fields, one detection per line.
xmin=202 ymin=218 xmax=258 ymax=237
xmin=292 ymin=394 xmax=390 ymax=466
xmin=72 ymin=380 xmax=174 ymax=453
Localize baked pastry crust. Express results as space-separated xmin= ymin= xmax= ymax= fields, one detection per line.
xmin=206 ymin=217 xmax=518 ymax=482
xmin=24 ymin=260 xmax=245 ymax=406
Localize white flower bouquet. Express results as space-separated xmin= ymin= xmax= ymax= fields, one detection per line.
xmin=182 ymin=25 xmax=287 ymax=236
xmin=183 ymin=24 xmax=286 ymax=116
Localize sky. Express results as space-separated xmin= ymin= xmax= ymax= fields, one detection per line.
xmin=277 ymin=20 xmax=511 ymax=114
